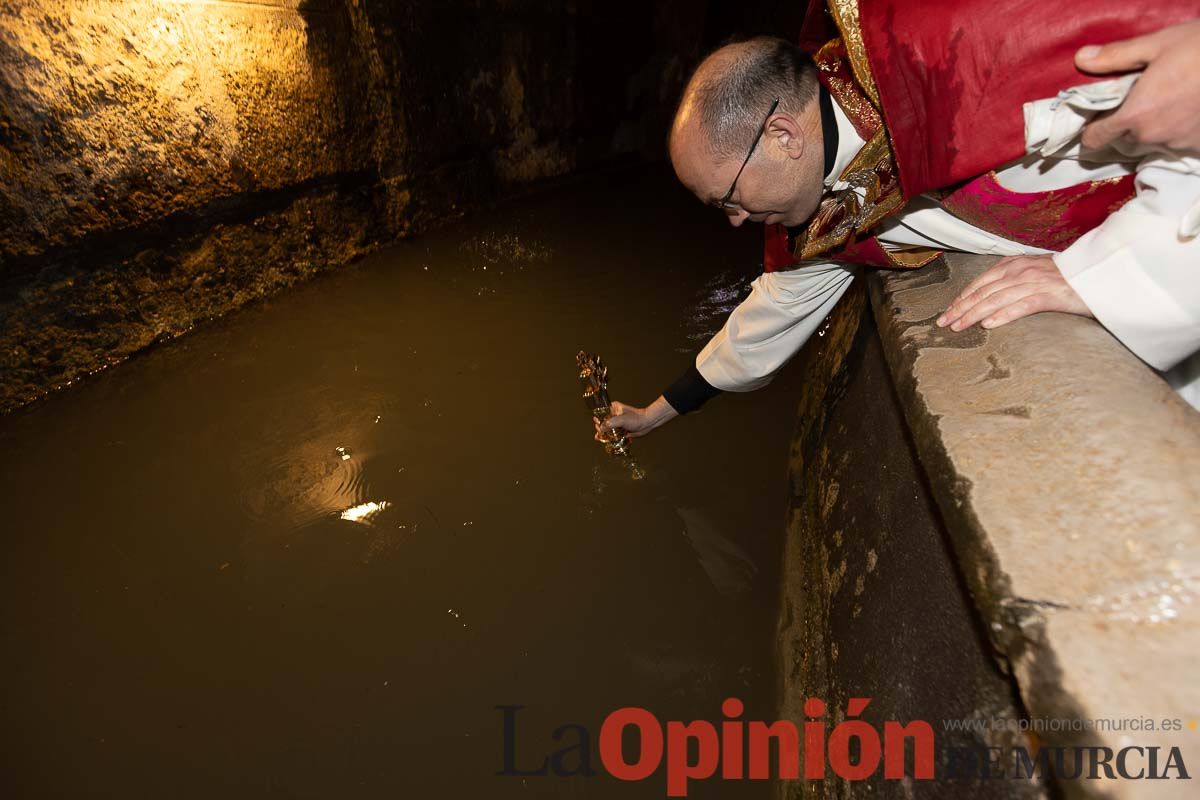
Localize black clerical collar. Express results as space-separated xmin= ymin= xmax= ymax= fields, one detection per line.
xmin=818 ymin=83 xmax=838 ymax=181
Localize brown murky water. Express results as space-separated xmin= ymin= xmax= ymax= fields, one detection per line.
xmin=0 ymin=168 xmax=807 ymax=798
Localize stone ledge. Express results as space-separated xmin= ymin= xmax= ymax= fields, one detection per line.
xmin=868 ymin=253 xmax=1200 ymax=799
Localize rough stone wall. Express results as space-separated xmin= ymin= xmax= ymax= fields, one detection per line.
xmin=775 ymin=282 xmax=1042 ymax=799
xmin=1 ymin=0 xmax=794 ymax=412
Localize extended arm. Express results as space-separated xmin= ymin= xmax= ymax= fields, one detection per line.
xmin=599 ymin=261 xmax=857 ymax=440
xmin=691 ymin=261 xmax=858 ymax=391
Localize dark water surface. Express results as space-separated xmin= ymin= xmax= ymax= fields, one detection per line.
xmin=1 ymin=169 xmax=807 ymax=798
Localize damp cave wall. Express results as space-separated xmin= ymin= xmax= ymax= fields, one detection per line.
xmin=0 ymin=0 xmax=805 ymax=413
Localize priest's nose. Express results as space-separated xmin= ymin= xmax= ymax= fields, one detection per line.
xmin=726 ymin=208 xmax=750 ymax=227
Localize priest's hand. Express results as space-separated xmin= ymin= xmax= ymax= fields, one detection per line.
xmin=593 ymin=396 xmax=678 ymax=442
xmin=936 ymin=255 xmax=1091 ymax=332
xmin=1076 ymin=20 xmax=1200 ymax=153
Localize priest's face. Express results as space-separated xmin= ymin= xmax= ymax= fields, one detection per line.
xmin=669 ymin=104 xmax=826 ymax=229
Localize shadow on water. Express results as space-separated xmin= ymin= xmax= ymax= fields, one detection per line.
xmin=0 ymin=167 xmax=807 ymax=798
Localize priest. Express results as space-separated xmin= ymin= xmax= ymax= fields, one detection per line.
xmin=598 ymin=1 xmax=1200 ymax=443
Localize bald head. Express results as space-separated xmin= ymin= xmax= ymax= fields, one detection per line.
xmin=669 ymin=37 xmax=826 ymax=228
xmin=673 ymin=37 xmax=819 ymax=161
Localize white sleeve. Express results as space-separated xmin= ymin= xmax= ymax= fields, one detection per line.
xmin=1053 ymin=152 xmax=1200 ymax=372
xmin=695 ymin=261 xmax=858 ymax=391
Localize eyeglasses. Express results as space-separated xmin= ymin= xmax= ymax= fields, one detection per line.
xmin=714 ymin=98 xmax=780 ymax=211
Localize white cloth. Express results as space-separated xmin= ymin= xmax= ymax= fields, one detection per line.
xmin=695 ymin=80 xmax=1200 ymax=408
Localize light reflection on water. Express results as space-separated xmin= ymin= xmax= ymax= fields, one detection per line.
xmin=678 ymin=269 xmax=753 ymax=351
xmin=0 ymin=169 xmax=803 ymax=799
xmin=339 ymin=500 xmax=391 ymax=523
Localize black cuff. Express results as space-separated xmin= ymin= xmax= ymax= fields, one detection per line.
xmin=663 ymin=364 xmax=723 ymax=415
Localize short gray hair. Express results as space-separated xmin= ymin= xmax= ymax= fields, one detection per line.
xmin=689 ymin=37 xmax=819 ymax=159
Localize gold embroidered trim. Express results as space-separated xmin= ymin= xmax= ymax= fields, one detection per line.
xmin=883 ymin=247 xmax=942 ymax=269
xmin=788 ymin=27 xmax=926 ymax=267
xmin=816 ymin=39 xmax=882 ymax=137
xmin=827 ymin=0 xmax=880 ymax=105
xmin=798 ymin=129 xmax=905 ymax=259
xmin=940 ymin=173 xmax=1134 ymax=252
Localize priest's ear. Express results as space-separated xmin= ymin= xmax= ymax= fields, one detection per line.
xmin=766 ymin=113 xmax=808 ymax=160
